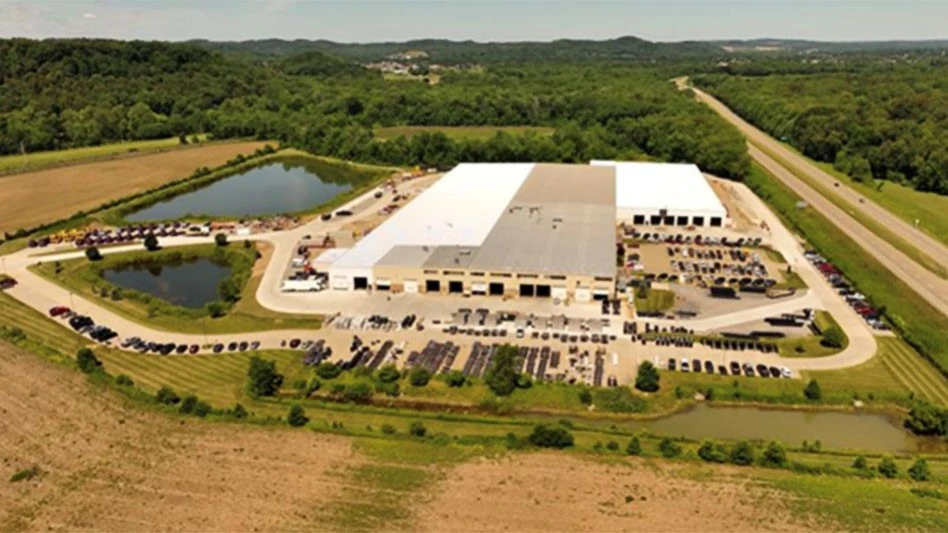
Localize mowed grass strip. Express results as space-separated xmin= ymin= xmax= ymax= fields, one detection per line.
xmin=0 ymin=136 xmax=206 ymax=175
xmin=0 ymin=140 xmax=269 ymax=234
xmin=374 ymin=125 xmax=555 ymax=141
xmin=745 ymin=163 xmax=948 ymax=377
xmin=878 ymin=337 xmax=948 ymax=406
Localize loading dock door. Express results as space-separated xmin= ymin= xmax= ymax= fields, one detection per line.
xmin=519 ymin=284 xmax=535 ymax=297
xmin=575 ymin=288 xmax=591 ymax=302
xmin=489 ymin=282 xmax=504 ymax=296
xmin=536 ymin=284 xmax=551 ymax=298
xmin=448 ymin=280 xmax=464 ymax=294
xmin=551 ymin=286 xmax=567 ymax=300
xmin=593 ymin=289 xmax=610 ymax=301
xmin=353 ymin=277 xmax=369 ymax=290
xmin=425 ymin=279 xmax=441 ymax=293
xmin=404 ymin=280 xmax=418 ymax=294
xmin=471 ymin=282 xmax=487 ymax=295
xmin=375 ymin=278 xmax=391 ymax=291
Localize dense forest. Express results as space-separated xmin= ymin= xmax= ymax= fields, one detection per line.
xmin=0 ymin=39 xmax=749 ymax=179
xmin=694 ymin=64 xmax=948 ymax=194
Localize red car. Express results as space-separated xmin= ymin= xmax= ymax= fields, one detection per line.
xmin=48 ymin=306 xmax=71 ymax=317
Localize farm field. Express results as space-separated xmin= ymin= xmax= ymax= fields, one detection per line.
xmin=0 ymin=136 xmax=207 ymax=176
xmin=0 ymin=140 xmax=268 ymax=235
xmin=374 ymin=125 xmax=555 ymax=140
xmin=4 ymin=340 xmax=948 ymax=532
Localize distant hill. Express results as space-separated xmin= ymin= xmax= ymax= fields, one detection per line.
xmin=190 ymin=36 xmax=724 ymax=63
xmin=275 ymin=50 xmax=375 ymax=77
xmin=713 ymin=38 xmax=948 ymax=53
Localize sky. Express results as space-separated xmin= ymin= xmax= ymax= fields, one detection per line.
xmin=1 ymin=0 xmax=946 ymax=43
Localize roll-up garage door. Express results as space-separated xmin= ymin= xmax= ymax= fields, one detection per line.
xmin=551 ymin=286 xmax=567 ymax=300
xmin=332 ymin=275 xmax=350 ymax=290
xmin=376 ymin=278 xmax=391 ymax=291
xmin=574 ymin=288 xmax=591 ymax=302
xmin=404 ymin=280 xmax=418 ymax=293
xmin=471 ymin=282 xmax=487 ymax=295
xmin=593 ymin=288 xmax=610 ymax=301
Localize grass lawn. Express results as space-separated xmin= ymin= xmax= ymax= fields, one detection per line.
xmin=778 ymin=311 xmax=847 ymax=358
xmin=374 ymin=125 xmax=555 ymax=141
xmin=753 ymin=140 xmax=947 ymax=279
xmin=746 ymin=162 xmax=948 ymax=377
xmin=634 ymin=288 xmax=676 ymax=314
xmin=0 ymin=135 xmax=208 ymax=176
xmin=31 ymin=243 xmax=321 ymax=335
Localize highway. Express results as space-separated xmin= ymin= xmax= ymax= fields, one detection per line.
xmin=686 ymin=83 xmax=948 ymax=318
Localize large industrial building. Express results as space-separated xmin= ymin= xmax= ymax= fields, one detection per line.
xmin=326 ymin=161 xmax=727 ymax=301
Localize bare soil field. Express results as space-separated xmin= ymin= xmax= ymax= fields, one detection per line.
xmin=0 ymin=342 xmax=354 ymax=532
xmin=416 ymin=453 xmax=812 ymax=532
xmin=0 ymin=141 xmax=267 ymax=234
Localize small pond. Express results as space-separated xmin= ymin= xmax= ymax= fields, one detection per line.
xmin=126 ymin=157 xmax=364 ymax=221
xmin=551 ymin=404 xmax=939 ymax=454
xmin=102 ymin=257 xmax=230 ymax=308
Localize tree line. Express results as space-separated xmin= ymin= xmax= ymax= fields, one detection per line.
xmin=0 ymin=39 xmax=749 ymax=180
xmin=694 ymin=62 xmax=948 ymax=194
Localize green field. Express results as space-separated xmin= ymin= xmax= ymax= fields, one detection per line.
xmin=374 ymin=125 xmax=555 ymax=140
xmin=754 ymin=140 xmax=948 ymax=279
xmin=0 ymin=136 xmax=206 ymax=176
xmin=746 ymin=163 xmax=948 ymax=378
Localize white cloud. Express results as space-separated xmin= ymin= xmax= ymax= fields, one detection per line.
xmin=82 ymin=12 xmax=96 ymax=20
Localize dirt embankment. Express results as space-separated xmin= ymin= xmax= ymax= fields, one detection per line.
xmin=0 ymin=342 xmax=353 ymax=531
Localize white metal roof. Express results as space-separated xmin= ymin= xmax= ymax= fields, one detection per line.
xmin=592 ymin=160 xmax=727 ymax=217
xmin=330 ymin=163 xmax=534 ymax=271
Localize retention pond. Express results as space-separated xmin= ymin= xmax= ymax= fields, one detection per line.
xmin=102 ymin=257 xmax=230 ymax=309
xmin=559 ymin=404 xmax=939 ymax=454
xmin=126 ymin=156 xmax=366 ymax=221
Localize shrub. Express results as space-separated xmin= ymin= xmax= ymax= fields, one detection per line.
xmin=409 ymin=421 xmax=427 ymax=437
xmin=214 ymin=233 xmax=229 ymax=247
xmin=658 ymin=438 xmax=681 ymax=458
xmin=305 ymin=378 xmax=322 ymax=396
xmin=110 ymin=287 xmax=123 ymax=301
xmin=909 ymin=458 xmax=931 ymax=482
xmin=246 ymin=356 xmax=284 ymax=398
xmin=179 ymin=395 xmax=199 ymax=414
xmin=342 ymin=382 xmax=373 ymax=403
xmin=444 ymin=370 xmax=466 ymax=387
xmin=76 ymin=347 xmax=102 ymax=374
xmin=231 ymin=403 xmax=248 ymax=419
xmin=143 ymin=234 xmax=159 ymax=251
xmin=484 ymin=344 xmax=520 ymax=396
xmin=821 ymin=325 xmax=845 ymax=348
xmin=115 ymin=374 xmax=134 ymax=386
xmin=85 ymin=246 xmax=102 ymax=261
xmin=697 ymin=440 xmax=727 ymax=463
xmin=315 ymin=362 xmax=343 ymax=380
xmin=761 ymin=441 xmax=787 ymax=467
xmin=376 ymin=364 xmax=401 ymax=383
xmin=606 ymin=440 xmax=619 ymax=451
xmin=730 ymin=441 xmax=756 ymax=466
xmin=578 ymin=387 xmax=593 ymax=405
xmin=634 ymin=361 xmax=660 ymax=392
xmin=877 ymin=456 xmax=898 ymax=478
xmin=204 ymin=300 xmax=226 ymax=318
xmin=852 ymin=455 xmax=868 ymax=470
xmin=287 ymin=404 xmax=309 ymax=427
xmin=375 ymin=381 xmax=400 ymax=397
xmin=243 ymin=239 xmax=252 ymax=249
xmin=155 ymin=385 xmax=181 ymax=405
xmin=381 ymin=424 xmax=397 ymax=435
xmin=594 ymin=387 xmax=647 ymax=413
xmin=528 ymin=424 xmax=574 ymax=449
xmin=904 ymin=400 xmax=948 ymax=436
xmin=9 ymin=465 xmax=41 ymax=483
xmin=626 ymin=436 xmax=642 ymax=456
xmin=516 ymin=373 xmax=533 ymax=389
xmin=408 ymin=366 xmax=431 ymax=387
xmin=803 ymin=379 xmax=822 ymax=401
